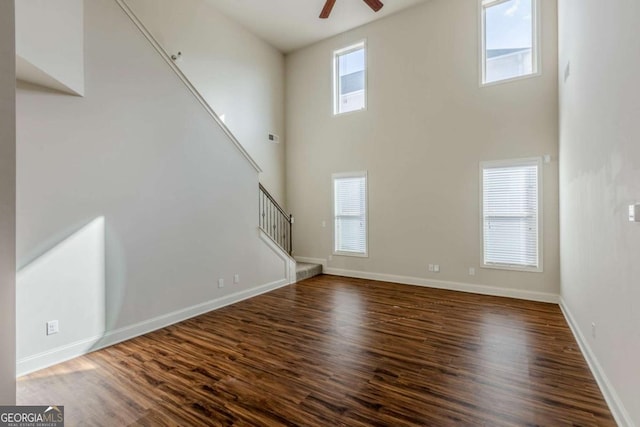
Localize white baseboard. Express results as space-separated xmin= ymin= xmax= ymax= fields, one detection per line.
xmin=17 ymin=278 xmax=289 ymax=377
xmin=294 ymin=256 xmax=327 ymax=271
xmin=323 ymin=267 xmax=559 ymax=303
xmin=17 ymin=334 xmax=105 ymax=377
xmin=560 ymin=298 xmax=634 ymax=427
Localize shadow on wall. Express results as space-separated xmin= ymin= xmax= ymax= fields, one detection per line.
xmin=16 ymin=217 xmax=108 ymax=376
xmin=15 ymin=212 xmax=292 ymax=377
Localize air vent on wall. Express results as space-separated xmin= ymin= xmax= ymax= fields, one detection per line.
xmin=268 ymin=133 xmax=280 ymax=143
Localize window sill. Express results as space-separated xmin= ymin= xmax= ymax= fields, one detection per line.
xmin=482 ymin=263 xmax=543 ymax=273
xmin=481 ymin=71 xmax=541 ymax=88
xmin=333 ymin=251 xmax=368 ymax=258
xmin=333 ymin=107 xmax=367 ymax=117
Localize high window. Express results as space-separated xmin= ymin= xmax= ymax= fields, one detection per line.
xmin=481 ymin=158 xmax=542 ymax=271
xmin=481 ymin=0 xmax=539 ymax=85
xmin=333 ymin=172 xmax=368 ymax=257
xmin=333 ymin=42 xmax=366 ymax=115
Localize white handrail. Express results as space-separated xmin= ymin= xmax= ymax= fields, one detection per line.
xmin=114 ymin=0 xmax=262 ymax=173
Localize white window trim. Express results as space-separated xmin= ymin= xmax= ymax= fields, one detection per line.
xmin=479 ymin=0 xmax=541 ymax=87
xmin=479 ymin=157 xmax=543 ymax=273
xmin=332 ymin=40 xmax=367 ymax=116
xmin=332 ymin=171 xmax=369 ymax=257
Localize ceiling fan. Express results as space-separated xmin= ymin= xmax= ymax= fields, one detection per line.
xmin=320 ymin=0 xmax=384 ymax=19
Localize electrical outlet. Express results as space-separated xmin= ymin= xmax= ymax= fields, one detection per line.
xmin=434 ymin=265 xmax=440 ymax=273
xmin=321 ymin=220 xmax=326 ymax=228
xmin=428 ymin=264 xmax=434 ymax=272
xmin=328 ymin=255 xmax=332 ymax=262
xmin=234 ymin=274 xmax=240 ymax=284
xmin=469 ymin=267 xmax=476 ymax=276
xmin=591 ymin=322 xmax=596 ymax=339
xmin=46 ymin=320 xmax=59 ymax=336
xmin=218 ymin=278 xmax=224 ymax=288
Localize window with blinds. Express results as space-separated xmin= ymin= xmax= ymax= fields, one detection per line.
xmin=333 ymin=172 xmax=368 ymax=257
xmin=481 ymin=158 xmax=542 ymax=271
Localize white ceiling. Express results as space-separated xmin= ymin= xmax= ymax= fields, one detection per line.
xmin=205 ymin=0 xmax=426 ymax=53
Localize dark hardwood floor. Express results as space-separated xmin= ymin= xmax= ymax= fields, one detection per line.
xmin=18 ymin=275 xmax=615 ymax=426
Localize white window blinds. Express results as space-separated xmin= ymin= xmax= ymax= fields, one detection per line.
xmin=482 ymin=159 xmax=541 ymax=270
xmin=333 ymin=172 xmax=367 ymax=256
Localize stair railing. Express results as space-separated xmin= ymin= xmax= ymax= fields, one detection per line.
xmin=259 ymin=184 xmax=293 ymax=255
xmin=114 ymin=0 xmax=261 ymax=173
xmin=116 ymin=0 xmax=293 ymax=255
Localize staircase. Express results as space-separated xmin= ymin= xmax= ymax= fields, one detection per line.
xmin=109 ymin=0 xmax=331 ymax=300
xmin=259 ymin=183 xmax=293 ymax=255
xmin=296 ymin=262 xmax=322 ymax=282
xmin=118 ymin=0 xmax=306 ymax=284
xmin=259 ymin=185 xmax=321 ymax=283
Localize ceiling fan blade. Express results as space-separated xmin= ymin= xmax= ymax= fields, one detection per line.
xmin=363 ymin=0 xmax=384 ymax=12
xmin=320 ymin=0 xmax=336 ymax=19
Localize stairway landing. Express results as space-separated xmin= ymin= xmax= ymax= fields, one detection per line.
xmin=295 ymin=262 xmax=322 ymax=282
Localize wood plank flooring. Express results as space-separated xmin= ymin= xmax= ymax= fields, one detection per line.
xmin=18 ymin=275 xmax=615 ymax=426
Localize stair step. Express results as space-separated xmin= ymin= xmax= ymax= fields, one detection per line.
xmin=296 ymin=262 xmax=322 ymax=282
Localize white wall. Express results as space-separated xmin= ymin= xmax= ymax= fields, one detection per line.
xmin=16 ymin=0 xmax=287 ymax=375
xmin=559 ymin=0 xmax=640 ymax=425
xmin=15 ymin=0 xmax=85 ymax=96
xmin=17 ymin=218 xmax=105 ymax=364
xmin=286 ymin=0 xmax=559 ymax=299
xmin=126 ymin=0 xmax=287 ymax=207
xmin=0 ymin=0 xmax=16 ymax=405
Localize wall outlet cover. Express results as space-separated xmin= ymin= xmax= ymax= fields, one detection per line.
xmin=46 ymin=320 xmax=59 ymax=335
